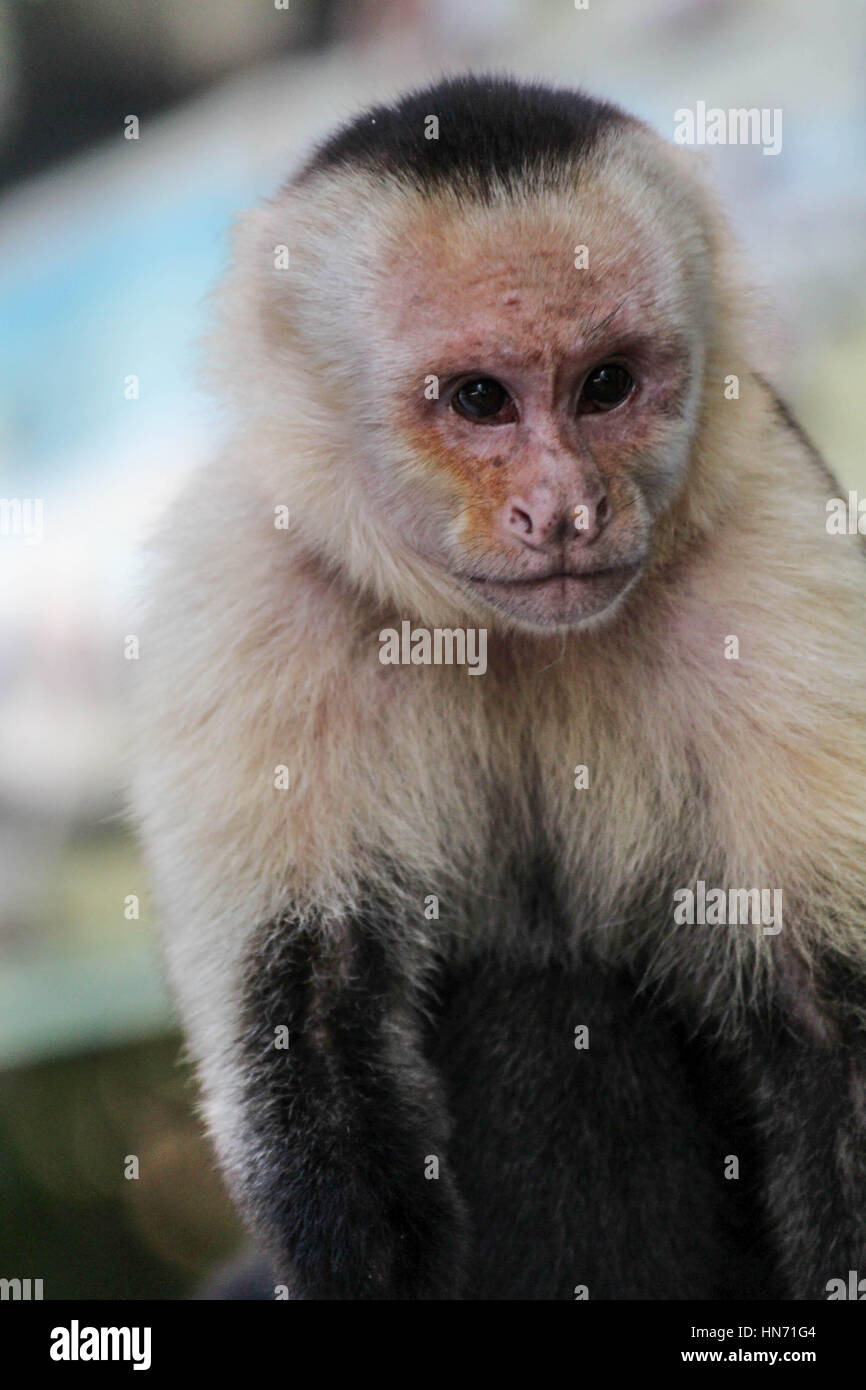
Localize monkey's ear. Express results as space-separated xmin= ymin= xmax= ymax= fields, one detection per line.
xmin=200 ymin=200 xmax=306 ymax=403
xmin=666 ymin=143 xmax=733 ymax=253
xmin=232 ymin=202 xmax=300 ymax=315
xmin=668 ymin=141 xmax=779 ymax=365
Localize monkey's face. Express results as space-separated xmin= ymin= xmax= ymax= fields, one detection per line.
xmin=371 ymin=183 xmax=709 ymax=633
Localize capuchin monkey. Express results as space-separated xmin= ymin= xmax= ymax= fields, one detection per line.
xmin=132 ymin=75 xmax=866 ymax=1300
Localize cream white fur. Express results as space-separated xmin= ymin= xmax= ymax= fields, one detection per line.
xmin=131 ymin=118 xmax=866 ymax=1181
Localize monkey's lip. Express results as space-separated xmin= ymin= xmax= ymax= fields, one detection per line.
xmin=458 ymin=560 xmax=644 ymax=630
xmin=465 ymin=562 xmax=641 ymax=590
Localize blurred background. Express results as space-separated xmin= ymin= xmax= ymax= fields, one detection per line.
xmin=0 ymin=0 xmax=864 ymax=1299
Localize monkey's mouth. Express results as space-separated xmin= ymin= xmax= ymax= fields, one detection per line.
xmin=461 ymin=561 xmax=643 ymax=629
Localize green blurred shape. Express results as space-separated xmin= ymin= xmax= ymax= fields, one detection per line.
xmin=0 ymin=948 xmax=174 ymax=1067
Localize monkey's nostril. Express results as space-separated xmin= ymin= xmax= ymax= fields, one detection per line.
xmin=509 ymin=505 xmax=533 ymax=536
xmin=596 ymin=495 xmax=610 ymax=524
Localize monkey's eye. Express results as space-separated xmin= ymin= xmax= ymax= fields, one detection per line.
xmin=579 ymin=363 xmax=634 ymax=413
xmin=452 ymin=378 xmax=516 ymax=423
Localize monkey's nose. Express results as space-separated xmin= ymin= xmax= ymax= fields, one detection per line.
xmin=504 ymin=489 xmax=609 ymax=549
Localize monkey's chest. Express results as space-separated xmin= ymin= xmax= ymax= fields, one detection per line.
xmin=426 ymin=949 xmax=779 ymax=1300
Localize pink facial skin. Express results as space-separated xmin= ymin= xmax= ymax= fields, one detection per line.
xmin=375 ymin=202 xmax=700 ymax=632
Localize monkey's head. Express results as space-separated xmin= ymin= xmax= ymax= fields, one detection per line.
xmin=219 ymin=77 xmax=727 ymax=634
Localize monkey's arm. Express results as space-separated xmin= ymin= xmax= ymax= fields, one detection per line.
xmin=747 ymin=961 xmax=866 ymax=1300
xmin=233 ymin=906 xmax=467 ymax=1300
